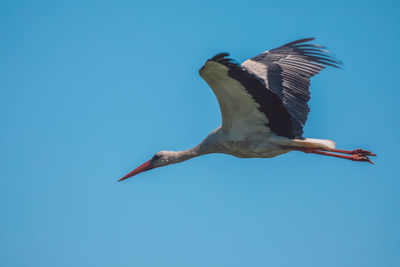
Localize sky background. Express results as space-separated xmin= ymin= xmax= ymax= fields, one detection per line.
xmin=1 ymin=0 xmax=399 ymax=266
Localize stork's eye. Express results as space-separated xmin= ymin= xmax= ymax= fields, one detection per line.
xmin=151 ymin=154 xmax=161 ymax=161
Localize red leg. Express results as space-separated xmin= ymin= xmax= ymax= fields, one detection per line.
xmin=330 ymin=148 xmax=376 ymax=156
xmin=291 ymin=147 xmax=375 ymax=164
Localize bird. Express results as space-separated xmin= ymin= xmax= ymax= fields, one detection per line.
xmin=118 ymin=37 xmax=376 ymax=182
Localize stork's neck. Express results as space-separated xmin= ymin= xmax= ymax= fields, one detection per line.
xmin=164 ymin=127 xmax=224 ymax=165
xmin=166 ymin=132 xmax=223 ymax=164
xmin=166 ymin=146 xmax=202 ymax=164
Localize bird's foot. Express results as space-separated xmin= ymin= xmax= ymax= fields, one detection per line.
xmin=351 ymin=149 xmax=377 ymax=157
xmin=330 ymin=148 xmax=377 ymax=157
xmin=331 ymin=148 xmax=376 ymax=164
xmin=351 ymin=153 xmax=374 ymax=164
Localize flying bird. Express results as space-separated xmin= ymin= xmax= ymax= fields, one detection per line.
xmin=119 ymin=38 xmax=376 ymax=181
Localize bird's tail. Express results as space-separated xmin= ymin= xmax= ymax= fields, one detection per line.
xmin=289 ymin=138 xmax=336 ymax=150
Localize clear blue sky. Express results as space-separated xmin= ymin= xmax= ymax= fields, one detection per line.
xmin=1 ymin=0 xmax=399 ymax=266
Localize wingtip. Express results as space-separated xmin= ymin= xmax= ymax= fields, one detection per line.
xmin=209 ymin=52 xmax=230 ymax=61
xmin=283 ymin=37 xmax=316 ymax=47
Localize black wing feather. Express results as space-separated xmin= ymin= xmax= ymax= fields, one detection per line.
xmin=244 ymin=38 xmax=342 ymax=138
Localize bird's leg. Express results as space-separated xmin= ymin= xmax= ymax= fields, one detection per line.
xmin=290 ymin=147 xmax=375 ymax=164
xmin=329 ymin=148 xmax=376 ymax=156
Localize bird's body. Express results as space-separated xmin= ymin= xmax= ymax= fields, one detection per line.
xmin=191 ymin=126 xmax=334 ymax=159
xmin=119 ymin=38 xmax=376 ymax=181
xmin=207 ymin=126 xmax=290 ymax=159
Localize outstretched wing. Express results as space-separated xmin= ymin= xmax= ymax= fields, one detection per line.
xmin=199 ymin=53 xmax=294 ymax=139
xmin=242 ymin=37 xmax=342 ymax=138
xmin=199 ymin=38 xmax=341 ymax=139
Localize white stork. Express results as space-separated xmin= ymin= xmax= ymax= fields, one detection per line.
xmin=119 ymin=38 xmax=376 ymax=181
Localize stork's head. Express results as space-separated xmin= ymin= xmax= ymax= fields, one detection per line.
xmin=118 ymin=151 xmax=178 ymax=182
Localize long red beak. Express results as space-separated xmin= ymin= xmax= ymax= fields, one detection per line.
xmin=118 ymin=160 xmax=153 ymax=182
